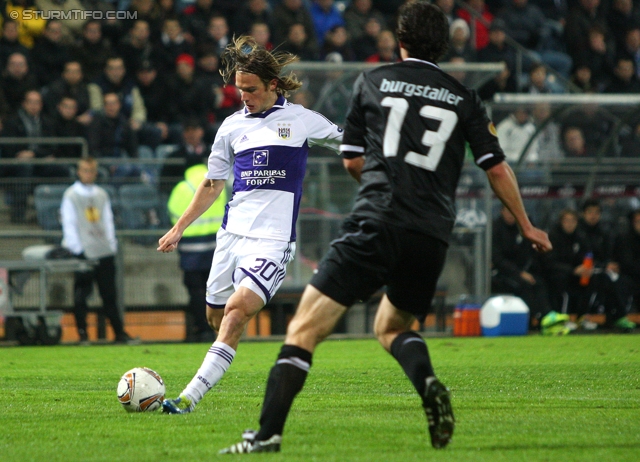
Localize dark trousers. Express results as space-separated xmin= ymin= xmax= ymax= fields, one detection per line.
xmin=183 ymin=269 xmax=210 ymax=335
xmin=73 ymin=255 xmax=124 ymax=337
xmin=492 ymin=273 xmax=551 ymax=327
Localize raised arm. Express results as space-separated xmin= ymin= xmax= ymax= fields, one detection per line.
xmin=157 ymin=178 xmax=226 ymax=253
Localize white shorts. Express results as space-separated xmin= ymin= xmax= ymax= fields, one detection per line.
xmin=205 ymin=228 xmax=296 ymax=307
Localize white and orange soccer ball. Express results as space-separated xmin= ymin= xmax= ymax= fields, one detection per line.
xmin=117 ymin=367 xmax=165 ymax=412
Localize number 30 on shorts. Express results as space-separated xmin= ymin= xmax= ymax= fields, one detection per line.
xmin=381 ymin=97 xmax=458 ymax=171
xmin=248 ymin=258 xmax=279 ymax=281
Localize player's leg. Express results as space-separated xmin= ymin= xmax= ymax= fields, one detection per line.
xmin=220 ymin=285 xmax=348 ymax=454
xmin=72 ymin=267 xmax=94 ymax=342
xmin=93 ymin=256 xmax=127 ymax=340
xmin=381 ymin=233 xmax=453 ymax=449
xmin=165 ymin=233 xmax=295 ymax=414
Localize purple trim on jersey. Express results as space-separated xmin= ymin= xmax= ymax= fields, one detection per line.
xmin=244 ymin=95 xmax=287 ymax=119
xmin=239 ymin=267 xmax=272 ymax=302
xmin=222 ymin=142 xmax=310 ymax=240
xmin=207 ymin=302 xmax=225 ymax=310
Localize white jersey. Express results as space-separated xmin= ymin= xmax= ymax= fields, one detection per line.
xmin=206 ymin=96 xmax=343 ymax=241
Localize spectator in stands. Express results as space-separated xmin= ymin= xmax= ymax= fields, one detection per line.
xmin=564 ymin=0 xmax=611 ymax=62
xmin=280 ymin=22 xmax=320 ymax=61
xmin=578 ymin=24 xmax=616 ymax=91
xmin=607 ymin=0 xmax=640 ymax=52
xmin=496 ymin=106 xmax=539 ymax=163
xmin=321 ymin=25 xmax=356 ymax=61
xmin=117 ymin=20 xmax=160 ymax=76
xmin=545 ymin=208 xmax=592 ymax=317
xmin=272 ymin=0 xmax=318 ymax=53
xmin=35 ymin=0 xmax=87 ymax=41
xmin=1 ymin=90 xmax=68 ymax=222
xmin=365 ymin=29 xmax=400 ymax=63
xmin=619 ymin=120 xmax=640 ymax=156
xmin=42 ymin=60 xmax=92 ymax=125
xmin=87 ymin=92 xmax=139 ymax=176
xmin=499 ymin=0 xmax=573 ymax=77
xmin=30 ymin=20 xmax=70 ymax=87
xmin=0 ymin=19 xmax=29 ymax=69
xmin=50 ymin=96 xmax=86 ymax=159
xmin=159 ymin=119 xmax=209 ymax=194
xmin=562 ymin=126 xmax=596 ymax=157
xmin=202 ymin=15 xmax=231 ymax=57
xmin=126 ymin=0 xmax=164 ymax=42
xmin=604 ymin=57 xmax=640 ymax=93
xmin=499 ymin=0 xmax=546 ymax=50
xmin=618 ymin=27 xmax=640 ymax=78
xmin=492 ymin=205 xmax=551 ymax=328
xmin=135 ymin=60 xmax=181 ymax=148
xmin=352 ymin=16 xmax=381 ymax=61
xmin=477 ymin=19 xmax=517 ymax=95
xmin=61 ymin=156 xmax=136 ymax=344
xmin=561 ymin=104 xmax=617 ymax=155
xmin=1 ymin=51 xmax=38 ymax=115
xmin=570 ymin=62 xmax=596 ymax=92
xmin=531 ymin=102 xmax=563 ymax=161
xmin=310 ymin=0 xmax=345 ymax=48
xmin=182 ymin=0 xmax=217 ymax=43
xmin=72 ymin=20 xmax=113 ymax=82
xmin=249 ymin=22 xmax=273 ymax=51
xmin=578 ymin=198 xmax=635 ymax=330
xmin=371 ymin=0 xmax=404 ymax=27
xmin=156 ymin=17 xmax=194 ymax=73
xmin=3 ymin=0 xmax=46 ymax=49
xmin=88 ymin=56 xmax=147 ymax=132
xmin=194 ymin=47 xmax=241 ymax=124
xmin=233 ymin=0 xmax=273 ymax=37
xmin=435 ymin=0 xmax=458 ymax=25
xmin=166 ymin=53 xmax=214 ymax=128
xmin=523 ymin=62 xmax=554 ymax=93
xmin=442 ymin=18 xmax=476 ymax=62
xmin=457 ymin=0 xmax=494 ymax=51
xmin=613 ymin=209 xmax=640 ymax=323
xmin=343 ymin=0 xmax=386 ymax=42
xmin=0 ymin=88 xmax=8 ymax=131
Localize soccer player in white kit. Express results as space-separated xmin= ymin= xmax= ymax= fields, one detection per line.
xmin=157 ymin=36 xmax=343 ymax=414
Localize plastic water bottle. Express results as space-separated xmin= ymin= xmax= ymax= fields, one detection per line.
xmin=580 ymin=252 xmax=594 ymax=286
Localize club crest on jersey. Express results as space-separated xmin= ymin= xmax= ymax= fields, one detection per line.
xmin=253 ymin=150 xmax=269 ymax=166
xmin=277 ymin=123 xmax=292 ymax=140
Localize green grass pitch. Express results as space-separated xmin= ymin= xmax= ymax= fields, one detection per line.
xmin=1 ymin=335 xmax=639 ymax=461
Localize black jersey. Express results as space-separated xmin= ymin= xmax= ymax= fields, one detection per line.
xmin=340 ymin=58 xmax=505 ymax=243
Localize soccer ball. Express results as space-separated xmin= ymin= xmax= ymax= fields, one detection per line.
xmin=117 ymin=367 xmax=165 ymax=412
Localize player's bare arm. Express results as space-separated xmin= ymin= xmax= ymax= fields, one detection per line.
xmin=343 ymin=157 xmax=365 ymax=183
xmin=485 ymin=161 xmax=552 ymax=253
xmin=157 ymin=179 xmax=226 ymax=253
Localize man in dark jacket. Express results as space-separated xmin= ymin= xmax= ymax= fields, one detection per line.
xmin=612 ymin=209 xmax=640 ymax=330
xmin=578 ymin=198 xmax=633 ymax=330
xmin=30 ymin=20 xmax=71 ymax=87
xmin=492 ymin=205 xmax=551 ymax=327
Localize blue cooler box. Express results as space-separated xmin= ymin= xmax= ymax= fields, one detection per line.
xmin=480 ymin=295 xmax=529 ymax=336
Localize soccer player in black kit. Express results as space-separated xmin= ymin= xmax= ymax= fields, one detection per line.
xmin=220 ymin=1 xmax=552 ymax=454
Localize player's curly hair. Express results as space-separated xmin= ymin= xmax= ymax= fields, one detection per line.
xmin=220 ymin=35 xmax=302 ymax=97
xmin=396 ymin=1 xmax=449 ymax=63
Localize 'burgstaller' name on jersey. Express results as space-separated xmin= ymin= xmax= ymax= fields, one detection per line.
xmin=206 ymin=96 xmax=343 ymax=242
xmin=379 ymin=78 xmax=464 ymax=106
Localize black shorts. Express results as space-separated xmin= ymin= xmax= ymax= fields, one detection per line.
xmin=310 ymin=218 xmax=448 ymax=323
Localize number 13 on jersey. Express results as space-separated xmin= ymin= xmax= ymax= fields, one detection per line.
xmin=381 ymin=97 xmax=458 ymax=171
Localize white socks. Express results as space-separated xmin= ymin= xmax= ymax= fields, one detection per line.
xmin=182 ymin=341 xmax=236 ymax=404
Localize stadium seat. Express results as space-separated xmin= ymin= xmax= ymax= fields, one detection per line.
xmin=118 ymin=184 xmax=168 ymax=244
xmin=33 ymin=184 xmax=71 ymax=231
